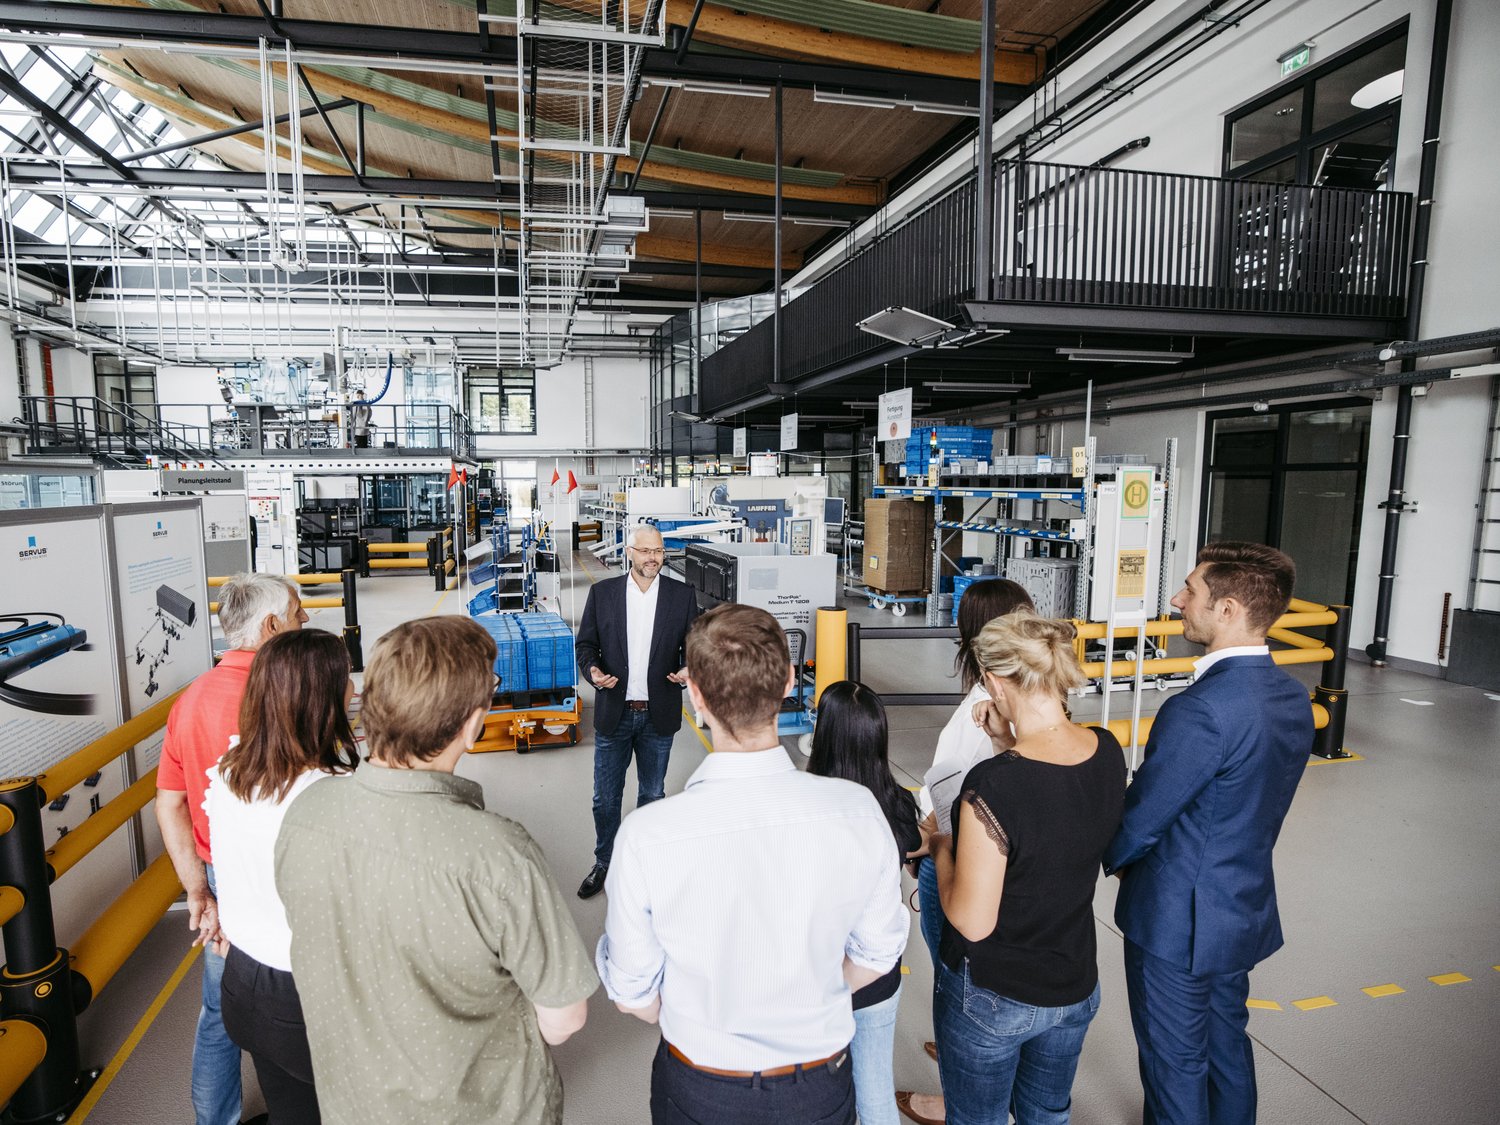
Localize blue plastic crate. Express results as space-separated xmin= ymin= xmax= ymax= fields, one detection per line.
xmin=951 ymin=574 xmax=977 ymax=626
xmin=472 ymin=614 xmax=527 ymax=693
xmin=515 ymin=613 xmax=576 ymax=692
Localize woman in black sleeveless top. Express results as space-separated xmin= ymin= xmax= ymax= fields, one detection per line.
xmin=920 ymin=611 xmax=1126 ymax=1125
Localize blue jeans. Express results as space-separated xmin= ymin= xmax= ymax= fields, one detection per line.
xmin=934 ymin=959 xmax=1100 ymax=1125
xmin=1123 ymin=939 xmax=1255 ymax=1125
xmin=193 ymin=865 xmax=242 ymax=1125
xmin=916 ymin=857 xmax=944 ymax=968
xmin=592 ymin=708 xmax=673 ymax=866
xmin=851 ymin=982 xmax=902 ymax=1125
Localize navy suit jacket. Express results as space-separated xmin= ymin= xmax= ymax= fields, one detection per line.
xmin=574 ymin=573 xmax=700 ymax=738
xmin=1104 ymin=654 xmax=1314 ymax=976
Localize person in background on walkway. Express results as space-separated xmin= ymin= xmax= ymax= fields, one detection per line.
xmin=597 ymin=604 xmax=909 ymax=1125
xmin=807 ymin=681 xmax=921 ymax=1125
xmin=207 ymin=629 xmax=359 ymax=1124
xmin=275 ymin=616 xmax=598 ymax=1125
xmin=1104 ymin=542 xmax=1312 ymax=1125
xmin=900 ymin=579 xmax=1034 ymax=1125
xmin=574 ymin=523 xmax=700 ymax=899
xmin=922 ymin=611 xmax=1126 ymax=1125
xmin=157 ymin=572 xmax=305 ymax=1125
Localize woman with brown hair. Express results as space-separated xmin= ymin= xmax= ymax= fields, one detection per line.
xmin=205 ymin=628 xmax=359 ymax=1123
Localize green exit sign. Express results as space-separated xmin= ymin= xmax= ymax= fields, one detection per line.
xmin=1280 ymin=45 xmax=1311 ymax=77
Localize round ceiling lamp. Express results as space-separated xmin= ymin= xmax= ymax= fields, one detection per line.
xmin=1351 ymin=69 xmax=1404 ymax=108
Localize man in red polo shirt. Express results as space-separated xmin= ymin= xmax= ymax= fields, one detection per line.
xmin=156 ymin=572 xmax=305 ymax=1125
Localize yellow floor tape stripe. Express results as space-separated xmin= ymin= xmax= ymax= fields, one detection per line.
xmin=1292 ymin=995 xmax=1337 ymax=1011
xmin=1429 ymin=972 xmax=1472 ymax=986
xmin=1246 ymin=998 xmax=1282 ymax=1011
xmin=682 ymin=708 xmax=713 ymax=755
xmin=68 ymin=944 xmax=203 ymax=1124
xmin=1363 ymin=983 xmax=1406 ymax=998
xmin=427 ymin=588 xmax=452 ymax=615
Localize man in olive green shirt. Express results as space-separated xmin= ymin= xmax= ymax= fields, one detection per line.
xmin=275 ymin=617 xmax=598 ymax=1125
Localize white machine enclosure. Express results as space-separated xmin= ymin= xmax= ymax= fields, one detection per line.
xmin=683 ymin=541 xmax=838 ymax=663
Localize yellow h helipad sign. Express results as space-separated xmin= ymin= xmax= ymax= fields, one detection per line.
xmin=1121 ymin=470 xmax=1152 ymax=519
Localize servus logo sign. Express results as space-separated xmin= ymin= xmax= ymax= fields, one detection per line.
xmin=152 ymin=520 xmax=169 ymax=539
xmin=18 ymin=535 xmax=46 ymax=560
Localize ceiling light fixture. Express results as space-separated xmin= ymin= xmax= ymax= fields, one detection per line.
xmin=681 ymin=81 xmax=771 ymax=98
xmin=910 ymin=102 xmax=981 ymax=117
xmin=857 ymin=306 xmax=957 ymax=346
xmin=812 ymin=89 xmax=898 ymax=110
xmin=923 ymin=381 xmax=1029 ymax=392
xmin=722 ymin=211 xmax=777 ymax=224
xmin=1056 ymin=346 xmax=1195 ymax=364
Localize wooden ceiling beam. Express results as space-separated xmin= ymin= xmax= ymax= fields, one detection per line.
xmin=662 ymin=0 xmax=1042 ymax=84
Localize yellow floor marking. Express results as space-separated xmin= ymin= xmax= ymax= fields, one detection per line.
xmin=1429 ymin=972 xmax=1472 ymax=986
xmin=68 ymin=944 xmax=203 ymax=1124
xmin=1246 ymin=998 xmax=1282 ymax=1011
xmin=1293 ymin=995 xmax=1338 ymax=1011
xmin=1363 ymin=983 xmax=1406 ymax=998
xmin=427 ymin=589 xmax=452 ymax=615
xmin=682 ymin=708 xmax=714 ymax=754
xmin=901 ymin=965 xmax=911 ymax=975
xmin=1307 ymin=751 xmax=1364 ymax=765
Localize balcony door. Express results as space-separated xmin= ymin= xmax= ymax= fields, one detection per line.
xmin=1200 ymin=401 xmax=1370 ymax=607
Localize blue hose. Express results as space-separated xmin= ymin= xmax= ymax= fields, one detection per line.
xmin=353 ymin=352 xmax=394 ymax=405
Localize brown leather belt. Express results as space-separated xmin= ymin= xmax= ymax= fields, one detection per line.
xmin=666 ymin=1041 xmax=846 ymax=1079
xmin=626 ymin=700 xmax=649 ymax=711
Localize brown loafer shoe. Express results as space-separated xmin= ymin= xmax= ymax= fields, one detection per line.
xmin=896 ymin=1090 xmax=945 ymax=1125
xmin=923 ymin=1040 xmax=938 ymax=1062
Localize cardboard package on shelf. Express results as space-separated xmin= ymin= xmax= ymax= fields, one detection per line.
xmin=863 ymin=497 xmax=934 ymax=593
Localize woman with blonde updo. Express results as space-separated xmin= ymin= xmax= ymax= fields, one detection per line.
xmin=919 ymin=611 xmax=1126 ymax=1125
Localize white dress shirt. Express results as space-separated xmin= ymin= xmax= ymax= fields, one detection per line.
xmin=596 ymin=747 xmax=909 ymax=1070
xmin=1194 ymin=644 xmax=1270 ymax=677
xmin=203 ymin=751 xmax=332 ymax=970
xmin=624 ymin=573 xmax=660 ymax=701
xmin=922 ymin=682 xmax=995 ymax=835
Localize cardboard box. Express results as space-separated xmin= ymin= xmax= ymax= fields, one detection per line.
xmin=864 ymin=497 xmax=933 ymax=592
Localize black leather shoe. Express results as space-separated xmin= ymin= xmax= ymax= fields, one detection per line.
xmin=577 ymin=864 xmax=608 ymax=899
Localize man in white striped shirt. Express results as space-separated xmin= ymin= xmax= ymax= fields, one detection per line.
xmin=597 ymin=603 xmax=909 ymax=1125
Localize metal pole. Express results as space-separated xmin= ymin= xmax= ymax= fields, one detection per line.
xmin=1313 ymin=604 xmax=1352 ymax=759
xmin=0 ymin=779 xmax=85 ymax=1119
xmin=975 ymin=0 xmax=996 ymax=302
xmin=773 ymin=78 xmax=783 ymax=387
xmin=846 ymin=620 xmax=862 ymax=685
xmin=1367 ymin=0 xmax=1451 ymax=665
xmin=341 ymin=567 xmax=363 ymax=671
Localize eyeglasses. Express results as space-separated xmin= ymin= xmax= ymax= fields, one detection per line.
xmin=630 ymin=547 xmax=666 ymax=557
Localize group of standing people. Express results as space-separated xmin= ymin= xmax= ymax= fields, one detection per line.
xmin=156 ymin=534 xmax=1310 ymax=1125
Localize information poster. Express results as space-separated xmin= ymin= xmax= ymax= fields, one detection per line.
xmin=878 ymin=387 xmax=913 ymax=441
xmin=780 ymin=413 xmax=799 ymax=451
xmin=733 ymin=428 xmax=748 ymax=458
xmin=1116 ymin=549 xmax=1149 ymax=600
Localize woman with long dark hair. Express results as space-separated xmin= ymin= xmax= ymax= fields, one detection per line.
xmin=206 ymin=629 xmax=359 ymax=1123
xmin=808 ymin=680 xmax=919 ymax=1125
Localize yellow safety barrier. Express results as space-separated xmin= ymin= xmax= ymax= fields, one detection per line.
xmin=0 ymin=806 xmax=13 ymax=836
xmin=45 ymin=771 xmax=158 ymax=882
xmin=1081 ymin=646 xmax=1333 ymax=680
xmin=364 ymin=541 xmax=431 ymax=553
xmin=207 ymin=573 xmax=343 ymax=587
xmin=205 ymin=570 xmax=364 ymax=672
xmin=1071 ymin=608 xmax=1336 ymax=642
xmin=1097 ymin=702 xmax=1329 ymax=749
xmin=0 ymin=887 xmax=24 ymax=928
xmin=366 ymin=558 xmax=429 ymax=569
xmin=0 ymin=1021 xmax=47 ymax=1111
xmin=37 ymin=690 xmax=184 ymax=804
xmin=71 ymin=853 xmax=185 ymax=1002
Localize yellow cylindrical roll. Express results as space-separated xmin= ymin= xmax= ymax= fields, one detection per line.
xmin=814 ymin=607 xmax=848 ymax=707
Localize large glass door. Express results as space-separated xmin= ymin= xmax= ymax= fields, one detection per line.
xmin=1201 ymin=401 xmax=1370 ymax=606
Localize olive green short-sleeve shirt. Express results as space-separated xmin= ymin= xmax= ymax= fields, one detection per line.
xmin=274 ymin=764 xmax=599 ymax=1125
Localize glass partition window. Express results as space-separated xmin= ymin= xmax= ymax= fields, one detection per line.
xmin=466 ymin=369 xmax=536 ymax=435
xmin=1224 ymin=24 xmax=1407 ymax=185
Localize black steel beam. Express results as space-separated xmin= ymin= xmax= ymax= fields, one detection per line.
xmin=638 ymin=189 xmax=869 ymax=221
xmin=121 ymin=97 xmax=358 ymax=163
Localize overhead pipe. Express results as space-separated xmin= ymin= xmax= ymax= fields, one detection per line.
xmin=975 ymin=0 xmax=996 ymax=303
xmin=1367 ymin=0 xmax=1452 ymax=666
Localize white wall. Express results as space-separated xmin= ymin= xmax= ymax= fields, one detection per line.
xmin=474 ymin=355 xmax=650 ymax=457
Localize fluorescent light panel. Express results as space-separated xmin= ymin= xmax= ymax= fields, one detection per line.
xmin=924 ymin=381 xmax=1028 ymax=392
xmin=1057 ymin=347 xmax=1194 ymax=364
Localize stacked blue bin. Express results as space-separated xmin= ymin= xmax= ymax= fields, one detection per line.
xmin=515 ymin=613 xmax=576 ymax=692
xmin=473 ymin=614 xmax=527 ymax=694
xmin=951 ymin=574 xmax=977 ymax=626
xmin=903 ymin=426 xmax=994 ymax=476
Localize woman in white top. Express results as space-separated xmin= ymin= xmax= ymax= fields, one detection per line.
xmin=205 ymin=628 xmax=358 ymax=1124
xmin=899 ymin=579 xmax=1031 ymax=1125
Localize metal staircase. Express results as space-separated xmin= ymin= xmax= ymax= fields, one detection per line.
xmin=19 ymin=396 xmax=224 ymax=468
xmin=1467 ymin=373 xmax=1500 ymax=613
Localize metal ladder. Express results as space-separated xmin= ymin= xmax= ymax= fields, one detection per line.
xmin=1466 ymin=373 xmax=1500 ymax=612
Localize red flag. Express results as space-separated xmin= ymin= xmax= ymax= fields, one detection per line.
xmin=566 ymin=470 xmax=578 ymax=494
xmin=447 ymin=465 xmax=460 ymax=490
xmin=550 ymin=468 xmax=561 ymax=485
xmin=460 ymin=467 xmax=468 ymax=486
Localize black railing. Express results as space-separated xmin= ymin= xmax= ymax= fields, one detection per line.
xmin=19 ymin=398 xmax=477 ymax=462
xmin=700 ymin=158 xmax=1412 ymax=414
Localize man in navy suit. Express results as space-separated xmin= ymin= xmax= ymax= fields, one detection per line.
xmin=1104 ymin=541 xmax=1314 ymax=1125
xmin=574 ymin=524 xmax=701 ymax=899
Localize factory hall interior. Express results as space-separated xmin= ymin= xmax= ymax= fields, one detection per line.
xmin=0 ymin=1 xmax=1496 ymax=1123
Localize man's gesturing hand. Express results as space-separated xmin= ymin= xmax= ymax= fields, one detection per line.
xmin=589 ymin=665 xmax=619 ymax=689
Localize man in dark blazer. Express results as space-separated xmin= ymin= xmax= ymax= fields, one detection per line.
xmin=1104 ymin=541 xmax=1314 ymax=1125
xmin=574 ymin=524 xmax=700 ymax=899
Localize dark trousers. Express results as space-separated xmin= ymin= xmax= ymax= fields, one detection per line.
xmin=592 ymin=708 xmax=673 ymax=866
xmin=220 ymin=945 xmax=321 ymax=1124
xmin=1123 ymin=939 xmax=1255 ymax=1125
xmin=649 ymin=1040 xmax=855 ymax=1125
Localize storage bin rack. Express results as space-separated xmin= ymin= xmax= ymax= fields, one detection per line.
xmin=468 ymin=610 xmax=581 ymax=752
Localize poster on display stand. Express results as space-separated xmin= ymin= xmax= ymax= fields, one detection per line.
xmin=0 ymin=507 xmax=133 ymax=945
xmin=106 ymin=500 xmax=215 ymax=871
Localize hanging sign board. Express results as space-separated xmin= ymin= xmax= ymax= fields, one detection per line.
xmin=1120 ymin=469 xmax=1153 ymax=520
xmin=780 ymin=413 xmax=799 ymax=451
xmin=732 ymin=427 xmax=748 ymax=457
xmin=750 ymin=452 xmax=780 ymax=477
xmin=878 ymin=387 xmax=914 ymax=442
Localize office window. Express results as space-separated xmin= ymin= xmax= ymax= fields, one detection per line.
xmin=467 ymin=369 xmax=537 ymax=435
xmin=1225 ymin=23 xmax=1407 ymax=186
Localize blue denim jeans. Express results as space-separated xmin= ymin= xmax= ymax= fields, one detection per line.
xmin=592 ymin=708 xmax=673 ymax=866
xmin=193 ymin=865 xmax=242 ymax=1125
xmin=916 ymin=857 xmax=944 ymax=968
xmin=934 ymin=959 xmax=1100 ymax=1125
xmin=851 ymin=981 xmax=902 ymax=1125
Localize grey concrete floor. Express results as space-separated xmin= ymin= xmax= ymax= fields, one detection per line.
xmin=71 ymin=558 xmax=1500 ymax=1124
